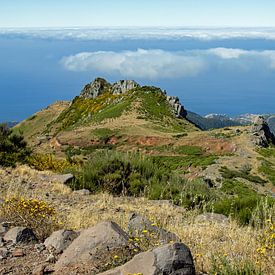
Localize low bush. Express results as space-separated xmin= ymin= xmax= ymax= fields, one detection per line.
xmin=0 ymin=197 xmax=61 ymax=240
xmin=0 ymin=123 xmax=31 ymax=167
xmin=28 ymin=153 xmax=78 ymax=173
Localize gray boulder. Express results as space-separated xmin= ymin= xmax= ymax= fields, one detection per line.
xmin=194 ymin=213 xmax=229 ymax=224
xmin=50 ymin=173 xmax=74 ymax=184
xmin=44 ymin=229 xmax=79 ymax=254
xmin=111 ymin=80 xmax=140 ymax=95
xmin=4 ymin=227 xmax=37 ymax=244
xmin=100 ymin=243 xmax=195 ymax=275
xmin=55 ymin=221 xmax=129 ymax=270
xmin=79 ymin=77 xmax=110 ymax=99
xmin=250 ymin=116 xmax=275 ymax=147
xmin=128 ymin=213 xmax=180 ymax=244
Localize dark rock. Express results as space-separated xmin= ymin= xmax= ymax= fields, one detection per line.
xmin=44 ymin=229 xmax=79 ymax=254
xmin=128 ymin=213 xmax=180 ymax=244
xmin=4 ymin=227 xmax=37 ymax=244
xmin=100 ymin=243 xmax=195 ymax=275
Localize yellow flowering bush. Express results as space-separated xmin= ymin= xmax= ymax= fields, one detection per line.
xmin=27 ymin=153 xmax=76 ymax=173
xmin=0 ymin=197 xmax=61 ymax=240
xmin=256 ymin=219 xmax=275 ymax=269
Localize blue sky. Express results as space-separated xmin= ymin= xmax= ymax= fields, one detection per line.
xmin=1 ymin=0 xmax=275 ymax=28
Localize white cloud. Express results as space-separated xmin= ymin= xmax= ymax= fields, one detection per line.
xmin=61 ymin=48 xmax=275 ymax=79
xmin=1 ymin=27 xmax=275 ymax=41
xmin=61 ymin=49 xmax=206 ymax=79
xmin=207 ymin=48 xmax=248 ymax=59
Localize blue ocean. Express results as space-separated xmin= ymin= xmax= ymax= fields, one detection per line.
xmin=0 ymin=28 xmax=275 ymax=121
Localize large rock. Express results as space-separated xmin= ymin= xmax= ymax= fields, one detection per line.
xmin=250 ymin=116 xmax=275 ymax=147
xmin=100 ymin=243 xmax=195 ymax=275
xmin=128 ymin=213 xmax=180 ymax=244
xmin=44 ymin=229 xmax=79 ymax=254
xmin=80 ymin=78 xmax=110 ymax=99
xmin=194 ymin=213 xmax=229 ymax=224
xmin=4 ymin=227 xmax=37 ymax=244
xmin=111 ymin=80 xmax=140 ymax=95
xmin=166 ymin=96 xmax=187 ymax=118
xmin=55 ymin=221 xmax=129 ymax=270
xmin=50 ymin=173 xmax=74 ymax=184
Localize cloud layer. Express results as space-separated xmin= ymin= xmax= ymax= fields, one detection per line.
xmin=1 ymin=27 xmax=275 ymax=41
xmin=61 ymin=48 xmax=275 ymax=79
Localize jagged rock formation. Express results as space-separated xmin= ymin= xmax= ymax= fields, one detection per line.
xmin=111 ymin=80 xmax=140 ymax=95
xmin=166 ymin=96 xmax=187 ymax=118
xmin=250 ymin=116 xmax=275 ymax=147
xmin=79 ymin=77 xmax=110 ymax=99
xmin=79 ymin=78 xmax=139 ymax=99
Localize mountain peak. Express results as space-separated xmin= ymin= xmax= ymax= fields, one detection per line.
xmin=79 ymin=78 xmax=140 ymax=99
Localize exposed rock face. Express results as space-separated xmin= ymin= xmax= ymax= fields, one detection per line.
xmin=111 ymin=80 xmax=140 ymax=95
xmin=55 ymin=221 xmax=129 ymax=270
xmin=79 ymin=78 xmax=139 ymax=99
xmin=79 ymin=77 xmax=110 ymax=99
xmin=44 ymin=230 xmax=79 ymax=254
xmin=250 ymin=116 xmax=275 ymax=147
xmin=166 ymin=96 xmax=187 ymax=118
xmin=100 ymin=243 xmax=195 ymax=275
xmin=128 ymin=213 xmax=180 ymax=244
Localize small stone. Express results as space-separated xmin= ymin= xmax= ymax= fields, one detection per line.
xmin=46 ymin=254 xmax=56 ymax=263
xmin=35 ymin=243 xmax=46 ymax=253
xmin=0 ymin=248 xmax=10 ymax=259
xmin=32 ymin=264 xmax=45 ymax=275
xmin=12 ymin=248 xmax=25 ymax=257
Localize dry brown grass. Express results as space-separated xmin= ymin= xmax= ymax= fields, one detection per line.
xmin=0 ymin=166 xmax=274 ymax=274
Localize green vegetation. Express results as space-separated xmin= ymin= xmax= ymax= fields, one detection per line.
xmin=258 ymin=159 xmax=275 ymax=185
xmin=220 ymin=166 xmax=266 ymax=185
xmin=0 ymin=124 xmax=31 ymax=167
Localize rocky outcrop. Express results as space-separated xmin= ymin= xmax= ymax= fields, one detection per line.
xmin=166 ymin=96 xmax=187 ymax=118
xmin=100 ymin=243 xmax=195 ymax=275
xmin=250 ymin=116 xmax=275 ymax=147
xmin=79 ymin=78 xmax=139 ymax=99
xmin=79 ymin=77 xmax=110 ymax=99
xmin=111 ymin=80 xmax=140 ymax=95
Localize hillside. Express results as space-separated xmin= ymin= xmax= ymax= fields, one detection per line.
xmin=7 ymin=78 xmax=275 ymax=274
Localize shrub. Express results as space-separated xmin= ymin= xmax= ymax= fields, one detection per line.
xmin=0 ymin=123 xmax=31 ymax=167
xmin=28 ymin=153 xmax=77 ymax=173
xmin=0 ymin=197 xmax=61 ymax=240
